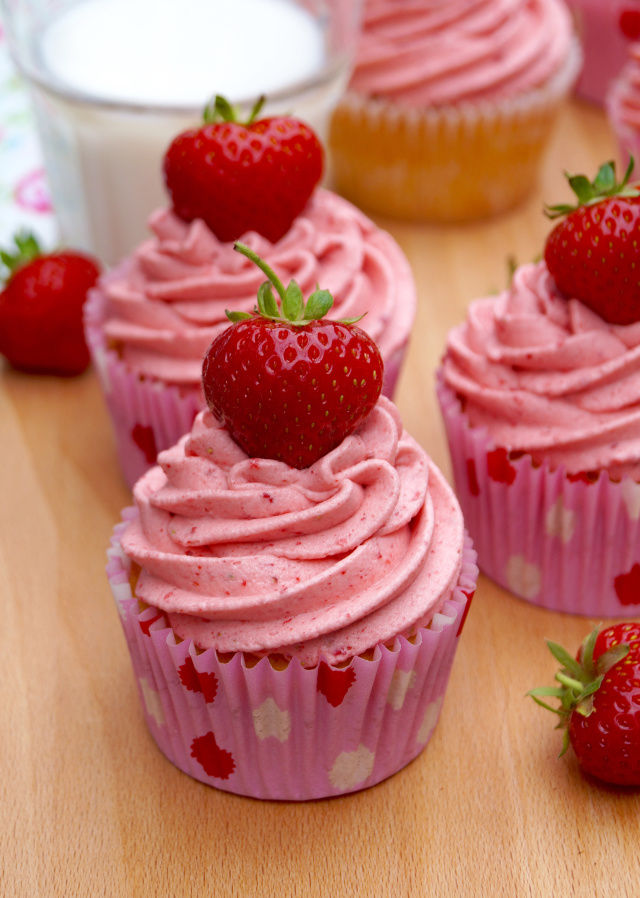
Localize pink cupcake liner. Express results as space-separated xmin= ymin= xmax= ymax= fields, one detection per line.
xmin=567 ymin=0 xmax=630 ymax=106
xmin=86 ymin=287 xmax=407 ymax=489
xmin=107 ymin=510 xmax=477 ymax=800
xmin=437 ymin=375 xmax=640 ymax=617
xmin=607 ymin=78 xmax=639 ymax=173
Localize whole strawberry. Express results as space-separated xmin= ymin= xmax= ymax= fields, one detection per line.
xmin=0 ymin=232 xmax=100 ymax=376
xmin=163 ymin=95 xmax=323 ymax=244
xmin=202 ymin=242 xmax=383 ymax=468
xmin=529 ymin=623 xmax=640 ymax=785
xmin=544 ymin=158 xmax=640 ymax=325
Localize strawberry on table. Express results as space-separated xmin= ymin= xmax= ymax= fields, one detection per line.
xmin=0 ymin=232 xmax=100 ymax=376
xmin=544 ymin=158 xmax=640 ymax=325
xmin=529 ymin=623 xmax=640 ymax=785
xmin=202 ymin=241 xmax=383 ymax=469
xmin=163 ymin=94 xmax=323 ymax=243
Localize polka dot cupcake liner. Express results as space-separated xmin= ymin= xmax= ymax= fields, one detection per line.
xmin=107 ymin=511 xmax=477 ymax=800
xmin=437 ymin=375 xmax=640 ymax=617
xmin=85 ymin=287 xmax=408 ymax=489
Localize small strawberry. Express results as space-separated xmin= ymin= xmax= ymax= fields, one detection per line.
xmin=0 ymin=232 xmax=100 ymax=375
xmin=202 ymin=242 xmax=383 ymax=469
xmin=163 ymin=94 xmax=323 ymax=243
xmin=544 ymin=158 xmax=640 ymax=325
xmin=529 ymin=623 xmax=640 ymax=785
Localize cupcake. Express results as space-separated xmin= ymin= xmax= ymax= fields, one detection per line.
xmin=106 ymin=254 xmax=477 ymax=800
xmin=85 ymin=101 xmax=416 ymax=487
xmin=329 ymin=0 xmax=581 ymax=222
xmin=437 ymin=162 xmax=640 ymax=616
xmin=568 ymin=0 xmax=638 ymax=106
xmin=608 ymin=42 xmax=640 ymax=165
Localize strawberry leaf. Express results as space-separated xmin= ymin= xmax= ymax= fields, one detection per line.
xmin=595 ymin=643 xmax=629 ymax=676
xmin=305 ymin=288 xmax=334 ymax=320
xmin=546 ymin=640 xmax=584 ymax=678
xmin=592 ymin=161 xmax=616 ymax=194
xmin=568 ymin=174 xmax=596 ymax=205
xmin=203 ymin=93 xmax=266 ymax=127
xmin=257 ymin=281 xmax=279 ymax=318
xmin=0 ymin=230 xmax=43 ymax=280
xmin=283 ymin=280 xmax=304 ymax=321
xmin=212 ymin=94 xmax=235 ymax=122
xmin=226 ymin=310 xmax=253 ymax=322
xmin=247 ymin=95 xmax=266 ymax=125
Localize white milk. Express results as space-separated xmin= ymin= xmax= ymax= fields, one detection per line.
xmin=24 ymin=0 xmax=348 ymax=264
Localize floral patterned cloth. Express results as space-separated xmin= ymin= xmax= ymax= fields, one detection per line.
xmin=0 ymin=17 xmax=57 ymax=249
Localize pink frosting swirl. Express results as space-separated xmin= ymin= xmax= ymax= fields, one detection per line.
xmin=121 ymin=397 xmax=464 ymax=666
xmin=349 ymin=0 xmax=573 ymax=106
xmin=99 ymin=189 xmax=415 ymax=386
xmin=442 ymin=261 xmax=640 ymax=478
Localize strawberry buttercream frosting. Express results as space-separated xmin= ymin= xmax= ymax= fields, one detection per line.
xmin=96 ymin=189 xmax=415 ymax=386
xmin=349 ymin=0 xmax=574 ymax=106
xmin=441 ymin=261 xmax=640 ymax=479
xmin=121 ymin=397 xmax=464 ymax=666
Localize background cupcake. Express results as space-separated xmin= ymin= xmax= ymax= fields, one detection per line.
xmin=437 ymin=162 xmax=640 ymax=616
xmin=608 ymin=42 xmax=640 ymax=165
xmin=329 ymin=0 xmax=581 ymax=222
xmin=568 ymin=0 xmax=640 ymax=106
xmin=85 ymin=102 xmax=416 ymax=487
xmin=107 ymin=266 xmax=477 ymax=799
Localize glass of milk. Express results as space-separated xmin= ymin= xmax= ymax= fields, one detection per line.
xmin=1 ymin=0 xmax=362 ymax=265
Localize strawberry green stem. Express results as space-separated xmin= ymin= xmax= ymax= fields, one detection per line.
xmin=227 ymin=242 xmax=364 ymax=328
xmin=234 ymin=241 xmax=287 ymax=302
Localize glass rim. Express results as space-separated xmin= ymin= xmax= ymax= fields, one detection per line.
xmin=8 ymin=47 xmax=351 ymax=116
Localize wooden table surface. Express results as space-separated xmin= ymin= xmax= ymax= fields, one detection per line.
xmin=3 ymin=101 xmax=640 ymax=898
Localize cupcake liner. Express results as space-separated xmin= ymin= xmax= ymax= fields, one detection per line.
xmin=86 ymin=287 xmax=408 ymax=489
xmin=437 ymin=374 xmax=640 ymax=617
xmin=607 ymin=78 xmax=638 ymax=173
xmin=107 ymin=511 xmax=477 ymax=800
xmin=567 ymin=0 xmax=630 ymax=106
xmin=329 ymin=41 xmax=581 ymax=222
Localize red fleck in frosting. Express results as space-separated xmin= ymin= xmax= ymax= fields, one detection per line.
xmin=348 ymin=0 xmax=574 ymax=106
xmin=442 ymin=261 xmax=640 ymax=479
xmin=121 ymin=397 xmax=464 ymax=666
xmin=98 ymin=189 xmax=414 ymax=386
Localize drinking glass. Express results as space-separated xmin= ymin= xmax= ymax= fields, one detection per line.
xmin=1 ymin=0 xmax=362 ymax=264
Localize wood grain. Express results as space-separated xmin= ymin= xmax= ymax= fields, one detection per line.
xmin=3 ymin=101 xmax=640 ymax=898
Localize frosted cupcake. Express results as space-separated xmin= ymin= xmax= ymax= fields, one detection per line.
xmin=107 ymin=253 xmax=477 ymax=800
xmin=86 ymin=100 xmax=416 ymax=487
xmin=437 ymin=162 xmax=640 ymax=616
xmin=329 ymin=0 xmax=580 ymax=222
xmin=608 ymin=43 xmax=640 ymax=165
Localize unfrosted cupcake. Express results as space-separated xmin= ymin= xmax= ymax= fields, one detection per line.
xmin=568 ymin=0 xmax=638 ymax=105
xmin=106 ymin=251 xmax=476 ymax=798
xmin=437 ymin=163 xmax=640 ymax=616
xmin=329 ymin=0 xmax=580 ymax=222
xmin=85 ymin=189 xmax=416 ymax=487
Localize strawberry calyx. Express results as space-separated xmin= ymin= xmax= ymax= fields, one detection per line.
xmin=229 ymin=241 xmax=365 ymax=327
xmin=202 ymin=93 xmax=266 ymax=127
xmin=0 ymin=231 xmax=43 ymax=283
xmin=528 ymin=626 xmax=629 ymax=755
xmin=544 ymin=158 xmax=640 ymax=220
